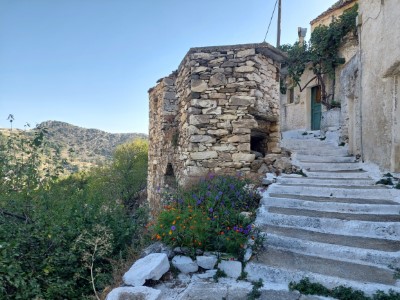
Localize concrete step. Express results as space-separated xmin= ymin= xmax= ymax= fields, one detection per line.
xmin=278 ymin=183 xmax=384 ymax=190
xmin=278 ymin=176 xmax=375 ymax=186
xmin=294 ymin=149 xmax=349 ymax=156
xmin=265 ymin=233 xmax=400 ymax=268
xmin=295 ymin=154 xmax=356 ymax=163
xmin=298 ymin=162 xmax=363 ymax=172
xmin=268 ymin=193 xmax=400 ymax=205
xmin=303 ymin=170 xmax=371 ymax=179
xmin=256 ymin=207 xmax=400 ymax=240
xmin=267 ymin=206 xmax=400 ymax=222
xmin=249 ymin=248 xmax=398 ymax=286
xmin=282 ymin=130 xmax=321 ymax=140
xmin=265 ymin=225 xmax=400 ymax=253
xmin=267 ymin=184 xmax=400 ymax=200
xmin=245 ymin=250 xmax=400 ymax=295
xmin=282 ymin=139 xmax=338 ymax=148
xmin=261 ymin=196 xmax=400 ymax=214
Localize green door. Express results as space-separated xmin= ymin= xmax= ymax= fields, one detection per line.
xmin=311 ymin=86 xmax=322 ymax=130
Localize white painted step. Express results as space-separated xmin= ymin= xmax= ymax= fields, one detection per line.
xmin=304 ymin=170 xmax=371 ymax=179
xmin=295 ymin=154 xmax=356 ymax=163
xmin=294 ymin=149 xmax=349 ymax=156
xmin=245 ymin=261 xmax=400 ymax=296
xmin=261 ymin=196 xmax=400 ymax=214
xmin=267 ymin=184 xmax=399 ymax=200
xmin=256 ymin=207 xmax=400 ymax=240
xmin=278 ymin=176 xmax=375 ymax=186
xmin=298 ymin=162 xmax=362 ymax=171
xmin=266 ymin=234 xmax=400 ymax=268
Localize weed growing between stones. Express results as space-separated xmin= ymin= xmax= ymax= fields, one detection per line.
xmin=247 ymin=279 xmax=263 ymax=300
xmin=213 ymin=269 xmax=227 ymax=282
xmin=289 ymin=277 xmax=400 ymax=300
xmin=152 ymin=174 xmax=263 ymax=259
xmin=294 ymin=169 xmax=308 ymax=177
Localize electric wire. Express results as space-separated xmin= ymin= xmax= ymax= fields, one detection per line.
xmin=263 ymin=0 xmax=279 ymax=42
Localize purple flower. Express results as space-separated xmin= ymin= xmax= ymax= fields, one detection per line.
xmin=171 ymin=226 xmax=176 ymax=231
xmin=229 ymin=184 xmax=235 ymax=190
xmin=209 ymin=207 xmax=214 ymax=213
xmin=196 ymin=199 xmax=202 ymax=205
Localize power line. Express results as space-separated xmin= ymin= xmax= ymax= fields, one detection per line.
xmin=263 ymin=0 xmax=279 ymax=43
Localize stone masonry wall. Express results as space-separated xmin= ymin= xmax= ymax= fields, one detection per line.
xmin=148 ymin=43 xmax=285 ymax=214
xmin=147 ymin=75 xmax=178 ymax=213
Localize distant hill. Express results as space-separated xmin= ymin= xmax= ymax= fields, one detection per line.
xmin=0 ymin=120 xmax=147 ymax=173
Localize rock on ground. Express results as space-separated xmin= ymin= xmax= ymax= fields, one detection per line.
xmin=106 ymin=286 xmax=161 ymax=300
xmin=123 ymin=253 xmax=170 ymax=286
xmin=172 ymin=255 xmax=199 ymax=273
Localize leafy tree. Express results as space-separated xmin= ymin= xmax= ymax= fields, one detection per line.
xmin=281 ymin=4 xmax=358 ymax=108
xmin=89 ymin=139 xmax=148 ymax=212
xmin=0 ymin=126 xmax=149 ymax=299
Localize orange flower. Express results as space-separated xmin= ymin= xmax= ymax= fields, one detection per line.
xmin=169 ymin=230 xmax=173 ymax=235
xmin=172 ymin=220 xmax=176 ymax=225
xmin=220 ymin=231 xmax=224 ymax=235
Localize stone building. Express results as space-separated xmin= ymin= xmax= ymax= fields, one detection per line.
xmin=281 ymin=0 xmax=399 ymax=172
xmin=148 ymin=43 xmax=285 ymax=213
xmin=280 ymin=0 xmax=358 ymax=133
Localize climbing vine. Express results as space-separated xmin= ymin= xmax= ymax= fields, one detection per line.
xmin=280 ymin=4 xmax=358 ymax=108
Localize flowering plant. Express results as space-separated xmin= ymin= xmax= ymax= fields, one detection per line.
xmin=153 ymin=174 xmax=262 ymax=258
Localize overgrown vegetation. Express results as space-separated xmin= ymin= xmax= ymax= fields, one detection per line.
xmin=289 ymin=278 xmax=400 ymax=300
xmin=247 ymin=279 xmax=263 ymax=300
xmin=280 ymin=4 xmax=358 ymax=108
xmin=152 ymin=174 xmax=263 ymax=259
xmin=0 ymin=123 xmax=149 ymax=299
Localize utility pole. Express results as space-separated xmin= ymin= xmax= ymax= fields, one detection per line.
xmin=277 ymin=0 xmax=282 ymax=48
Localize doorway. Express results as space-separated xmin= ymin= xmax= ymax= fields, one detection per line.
xmin=311 ymin=85 xmax=322 ymax=130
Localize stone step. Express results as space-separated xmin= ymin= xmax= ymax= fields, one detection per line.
xmin=282 ymin=130 xmax=321 ymax=140
xmin=261 ymin=196 xmax=400 ymax=214
xmin=268 ymin=193 xmax=400 ymax=205
xmin=267 ymin=207 xmax=400 ymax=222
xmin=245 ymin=250 xmax=400 ymax=295
xmin=282 ymin=139 xmax=338 ymax=148
xmin=278 ymin=177 xmax=375 ymax=186
xmin=278 ymin=183 xmax=384 ymax=190
xmin=265 ymin=233 xmax=400 ymax=268
xmin=267 ymin=184 xmax=399 ymax=200
xmin=303 ymin=170 xmax=371 ymax=179
xmin=294 ymin=149 xmax=349 ymax=156
xmin=265 ymin=225 xmax=400 ymax=253
xmin=295 ymin=154 xmax=356 ymax=163
xmin=298 ymin=162 xmax=363 ymax=172
xmin=248 ymin=248 xmax=398 ymax=286
xmin=256 ymin=207 xmax=400 ymax=240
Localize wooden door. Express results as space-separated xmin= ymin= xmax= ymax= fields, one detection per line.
xmin=311 ymin=86 xmax=322 ymax=130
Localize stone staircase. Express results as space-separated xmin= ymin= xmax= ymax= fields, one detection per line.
xmin=245 ymin=130 xmax=400 ymax=295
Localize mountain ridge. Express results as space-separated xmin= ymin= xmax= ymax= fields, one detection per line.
xmin=0 ymin=120 xmax=148 ymax=173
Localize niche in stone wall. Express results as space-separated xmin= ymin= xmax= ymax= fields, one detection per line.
xmin=250 ymin=133 xmax=267 ymax=157
xmin=164 ymin=163 xmax=177 ymax=188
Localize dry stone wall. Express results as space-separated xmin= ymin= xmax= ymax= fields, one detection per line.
xmin=148 ymin=43 xmax=285 ymax=214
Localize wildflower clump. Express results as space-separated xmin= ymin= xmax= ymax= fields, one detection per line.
xmin=153 ymin=174 xmax=262 ymax=258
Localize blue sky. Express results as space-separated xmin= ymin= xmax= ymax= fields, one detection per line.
xmin=0 ymin=0 xmax=337 ymax=133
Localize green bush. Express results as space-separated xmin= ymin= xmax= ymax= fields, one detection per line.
xmin=153 ymin=174 xmax=262 ymax=258
xmin=0 ymin=128 xmax=149 ymax=299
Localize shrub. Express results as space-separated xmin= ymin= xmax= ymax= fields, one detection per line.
xmin=153 ymin=174 xmax=262 ymax=258
xmin=0 ymin=128 xmax=149 ymax=299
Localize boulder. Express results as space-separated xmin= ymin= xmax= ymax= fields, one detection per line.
xmin=196 ymin=255 xmax=218 ymax=270
xmin=273 ymin=157 xmax=292 ymax=171
xmin=172 ymin=255 xmax=199 ymax=273
xmin=123 ymin=253 xmax=170 ymax=286
xmin=140 ymin=242 xmax=173 ymax=259
xmin=106 ymin=286 xmax=161 ymax=300
xmin=218 ymin=260 xmax=242 ymax=279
